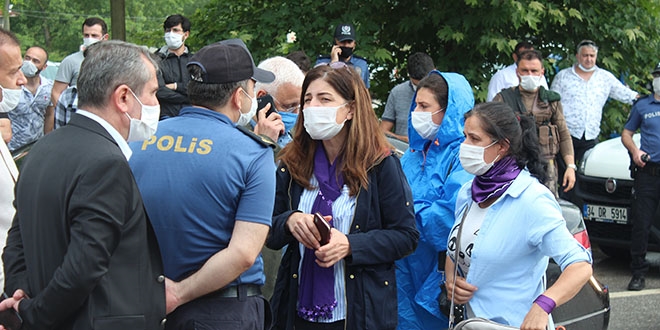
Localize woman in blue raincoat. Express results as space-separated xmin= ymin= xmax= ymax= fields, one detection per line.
xmin=396 ymin=70 xmax=474 ymax=329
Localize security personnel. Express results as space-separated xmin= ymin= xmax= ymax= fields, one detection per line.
xmin=315 ymin=22 xmax=370 ymax=88
xmin=129 ymin=39 xmax=277 ymax=329
xmin=621 ymin=62 xmax=660 ymax=291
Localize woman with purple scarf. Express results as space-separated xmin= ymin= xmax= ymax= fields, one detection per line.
xmin=266 ymin=63 xmax=419 ymax=330
xmin=444 ymin=102 xmax=592 ymax=329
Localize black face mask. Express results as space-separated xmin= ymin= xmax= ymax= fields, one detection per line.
xmin=338 ymin=46 xmax=353 ymax=60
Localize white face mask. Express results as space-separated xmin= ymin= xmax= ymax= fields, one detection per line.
xmin=411 ymin=110 xmax=441 ymax=140
xmin=126 ymin=89 xmax=160 ymax=142
xmin=519 ymin=75 xmax=543 ymax=91
xmin=653 ymin=77 xmax=660 ymax=96
xmin=21 ymin=60 xmax=39 ymax=78
xmin=578 ymin=64 xmax=596 ymax=72
xmin=83 ymin=37 xmax=101 ymax=48
xmin=303 ymin=103 xmax=348 ymax=140
xmin=459 ymin=140 xmax=500 ymax=176
xmin=0 ymin=85 xmax=22 ymax=113
xmin=164 ymin=32 xmax=184 ymax=50
xmin=237 ymin=89 xmax=258 ymax=126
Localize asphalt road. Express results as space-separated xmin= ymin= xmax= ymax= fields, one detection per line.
xmin=592 ymin=245 xmax=660 ymax=330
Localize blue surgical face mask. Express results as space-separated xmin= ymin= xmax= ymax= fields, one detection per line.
xmin=279 ymin=111 xmax=298 ymax=133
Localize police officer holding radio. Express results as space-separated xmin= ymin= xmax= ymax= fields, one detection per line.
xmin=315 ymin=23 xmax=370 ymax=88
xmin=621 ymin=62 xmax=660 ymax=291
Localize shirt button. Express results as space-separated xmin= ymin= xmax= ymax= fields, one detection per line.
xmin=157 ymin=275 xmax=165 ymax=283
xmin=384 ymin=281 xmax=389 ymax=286
xmin=280 ymin=168 xmax=286 ymax=172
xmin=355 ymin=225 xmax=360 ymax=230
xmin=293 ymin=274 xmax=298 ymax=279
xmin=406 ymin=201 xmax=410 ymax=206
xmin=160 ymin=318 xmax=167 ymax=328
xmin=349 ymin=274 xmax=355 ymax=279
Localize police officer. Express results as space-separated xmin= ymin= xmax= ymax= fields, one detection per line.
xmin=129 ymin=39 xmax=277 ymax=328
xmin=621 ymin=62 xmax=660 ymax=291
xmin=315 ymin=22 xmax=370 ymax=88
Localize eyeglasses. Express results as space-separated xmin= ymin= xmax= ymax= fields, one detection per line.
xmin=577 ymin=40 xmax=597 ymax=51
xmin=271 ymin=95 xmax=300 ymax=113
xmin=313 ymin=61 xmax=351 ymax=70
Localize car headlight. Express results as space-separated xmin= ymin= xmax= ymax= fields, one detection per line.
xmin=579 ymin=148 xmax=593 ymax=174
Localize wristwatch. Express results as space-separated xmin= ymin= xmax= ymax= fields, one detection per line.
xmin=567 ymin=164 xmax=577 ymax=170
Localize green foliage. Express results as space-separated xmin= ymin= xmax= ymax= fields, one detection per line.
xmin=8 ymin=0 xmax=660 ymax=138
xmin=9 ymin=0 xmax=207 ymax=61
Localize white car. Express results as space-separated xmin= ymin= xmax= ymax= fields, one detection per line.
xmin=572 ymin=134 xmax=641 ymax=258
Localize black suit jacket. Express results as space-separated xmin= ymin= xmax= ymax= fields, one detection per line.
xmin=2 ymin=114 xmax=166 ymax=330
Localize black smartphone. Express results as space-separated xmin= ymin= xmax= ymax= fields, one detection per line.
xmin=0 ymin=293 xmax=22 ymax=330
xmin=313 ymin=212 xmax=331 ymax=246
xmin=256 ymin=94 xmax=278 ymax=118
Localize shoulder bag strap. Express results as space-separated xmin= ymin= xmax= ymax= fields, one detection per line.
xmin=449 ymin=202 xmax=472 ymax=329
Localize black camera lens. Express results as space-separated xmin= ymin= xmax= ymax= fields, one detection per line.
xmin=642 ymin=154 xmax=650 ymax=163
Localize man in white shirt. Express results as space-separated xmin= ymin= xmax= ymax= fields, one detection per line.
xmin=550 ymin=39 xmax=639 ymax=163
xmin=487 ymin=41 xmax=548 ymax=101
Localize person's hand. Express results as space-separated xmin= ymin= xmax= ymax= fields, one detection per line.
xmin=520 ymin=303 xmax=550 ymax=330
xmin=286 ymin=212 xmax=328 ymax=250
xmin=562 ymin=167 xmax=576 ymax=192
xmin=165 ymin=278 xmax=182 ymax=314
xmin=253 ymin=103 xmax=284 ymax=142
xmin=0 ymin=289 xmax=27 ymax=312
xmin=330 ymin=45 xmax=342 ymax=63
xmin=315 ymin=228 xmax=351 ymax=268
xmin=444 ymin=276 xmax=477 ymax=304
xmin=633 ymin=149 xmax=647 ymax=168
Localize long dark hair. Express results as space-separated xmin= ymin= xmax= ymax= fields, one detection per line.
xmin=465 ymin=102 xmax=547 ymax=183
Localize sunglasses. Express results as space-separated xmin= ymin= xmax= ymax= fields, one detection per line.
xmin=313 ymin=61 xmax=351 ymax=70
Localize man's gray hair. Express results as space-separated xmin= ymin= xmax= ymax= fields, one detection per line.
xmin=576 ymin=39 xmax=598 ymax=54
xmin=77 ymin=40 xmax=158 ymax=109
xmin=255 ymin=56 xmax=304 ymax=95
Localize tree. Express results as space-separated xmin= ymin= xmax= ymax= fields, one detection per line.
xmin=191 ymin=0 xmax=660 ymax=139
xmin=9 ymin=0 xmax=207 ymax=60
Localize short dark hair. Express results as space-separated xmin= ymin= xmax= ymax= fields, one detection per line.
xmin=516 ymin=50 xmax=544 ymax=65
xmin=82 ymin=17 xmax=108 ymax=35
xmin=27 ymin=46 xmax=49 ymax=62
xmin=407 ymin=52 xmax=435 ymax=80
xmin=187 ymin=64 xmax=247 ymax=109
xmin=286 ymin=51 xmax=311 ymax=73
xmin=0 ymin=28 xmax=20 ymax=48
xmin=416 ymin=73 xmax=448 ymax=110
xmin=164 ymin=14 xmax=191 ymax=32
xmin=514 ymin=41 xmax=534 ymax=57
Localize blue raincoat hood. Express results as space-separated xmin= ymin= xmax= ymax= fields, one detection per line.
xmin=407 ymin=70 xmax=474 ymax=150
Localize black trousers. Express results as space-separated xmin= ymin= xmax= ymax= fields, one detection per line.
xmin=571 ymin=135 xmax=597 ymax=164
xmin=165 ymin=285 xmax=271 ymax=330
xmin=630 ymin=171 xmax=660 ymax=276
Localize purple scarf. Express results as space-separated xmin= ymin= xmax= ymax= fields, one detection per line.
xmin=471 ymin=155 xmax=522 ymax=203
xmin=297 ymin=144 xmax=342 ymax=321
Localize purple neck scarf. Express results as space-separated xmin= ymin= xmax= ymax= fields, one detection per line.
xmin=471 ymin=155 xmax=522 ymax=203
xmin=297 ymin=144 xmax=343 ymax=321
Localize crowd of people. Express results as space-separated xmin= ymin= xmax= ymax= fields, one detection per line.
xmin=0 ymin=13 xmax=652 ymax=330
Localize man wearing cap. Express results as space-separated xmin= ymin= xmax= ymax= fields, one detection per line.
xmin=316 ymin=23 xmax=370 ymax=88
xmin=551 ymin=39 xmax=639 ymax=163
xmin=621 ymin=62 xmax=660 ymax=291
xmin=129 ymin=38 xmax=276 ymax=329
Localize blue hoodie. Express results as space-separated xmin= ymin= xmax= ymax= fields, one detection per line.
xmin=396 ymin=70 xmax=475 ymax=329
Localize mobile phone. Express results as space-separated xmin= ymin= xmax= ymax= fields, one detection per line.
xmin=313 ymin=212 xmax=331 ymax=246
xmin=256 ymin=94 xmax=278 ymax=118
xmin=0 ymin=293 xmax=22 ymax=330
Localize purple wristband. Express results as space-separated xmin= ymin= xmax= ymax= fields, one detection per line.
xmin=534 ymin=294 xmax=556 ymax=314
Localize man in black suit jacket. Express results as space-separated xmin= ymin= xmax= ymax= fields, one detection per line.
xmin=0 ymin=40 xmax=167 ymax=329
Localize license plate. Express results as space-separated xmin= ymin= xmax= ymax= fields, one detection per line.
xmin=583 ymin=204 xmax=628 ymax=224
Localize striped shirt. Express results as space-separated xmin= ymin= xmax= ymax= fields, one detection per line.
xmin=297 ymin=175 xmax=356 ymax=323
